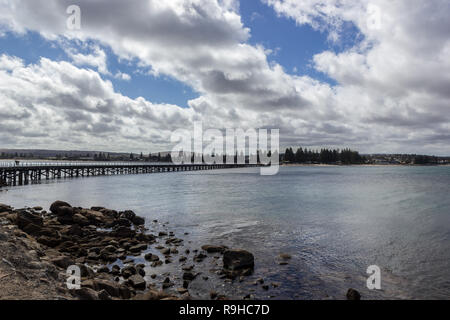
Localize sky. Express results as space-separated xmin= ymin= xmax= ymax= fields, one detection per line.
xmin=0 ymin=0 xmax=449 ymax=155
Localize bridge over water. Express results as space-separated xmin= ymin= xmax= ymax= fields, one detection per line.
xmin=0 ymin=161 xmax=257 ymax=187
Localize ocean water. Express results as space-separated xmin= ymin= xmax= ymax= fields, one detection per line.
xmin=1 ymin=165 xmax=450 ymax=300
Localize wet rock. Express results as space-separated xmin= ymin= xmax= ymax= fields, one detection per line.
xmin=223 ymin=249 xmax=254 ymax=270
xmin=51 ymin=256 xmax=75 ymax=269
xmin=136 ymin=265 xmax=146 ymax=277
xmin=151 ymin=261 xmax=163 ymax=267
xmin=210 ymin=291 xmax=218 ymax=300
xmin=22 ymin=223 xmax=43 ymax=236
xmin=73 ymin=214 xmax=89 ymax=226
xmin=37 ymin=235 xmax=62 ymax=248
xmin=133 ymin=290 xmax=169 ymax=301
xmin=94 ymin=279 xmax=121 ymax=298
xmin=97 ymin=266 xmax=109 ymax=273
xmin=0 ymin=204 xmax=12 ymax=211
xmin=76 ymin=263 xmax=95 ymax=278
xmin=111 ymin=265 xmax=121 ymax=276
xmin=162 ymin=277 xmax=174 ymax=289
xmin=56 ymin=207 xmax=75 ymax=224
xmin=120 ymin=210 xmax=136 ymax=221
xmin=279 ymin=253 xmax=292 ymax=260
xmin=50 ymin=201 xmax=71 ymax=214
xmin=128 ymin=274 xmax=146 ymax=290
xmin=74 ymin=287 xmax=99 ymax=300
xmin=98 ymin=289 xmax=112 ymax=300
xmin=201 ymin=245 xmax=228 ymax=253
xmin=132 ymin=216 xmax=145 ymax=226
xmin=111 ymin=226 xmax=135 ymax=238
xmin=129 ymin=244 xmax=147 ymax=253
xmin=346 ymin=288 xmax=361 ymax=300
xmin=182 ymin=271 xmax=197 ymax=281
xmin=16 ymin=210 xmax=43 ymax=229
xmin=115 ymin=218 xmax=132 ymax=227
xmin=160 ymin=248 xmax=171 ymax=255
xmin=121 ymin=265 xmax=137 ymax=279
xmin=177 ymin=288 xmax=189 ymax=295
xmin=193 ymin=252 xmax=207 ymax=262
xmin=144 ymin=253 xmax=160 ymax=262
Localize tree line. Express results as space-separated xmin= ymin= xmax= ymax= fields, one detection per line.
xmin=283 ymin=147 xmax=365 ymax=164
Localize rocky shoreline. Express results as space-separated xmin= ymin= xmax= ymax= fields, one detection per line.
xmin=0 ymin=201 xmax=262 ymax=300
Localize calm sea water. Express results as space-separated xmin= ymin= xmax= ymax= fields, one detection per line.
xmin=1 ymin=166 xmax=450 ymax=299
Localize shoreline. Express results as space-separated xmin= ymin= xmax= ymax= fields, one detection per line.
xmin=0 ymin=201 xmax=280 ymax=300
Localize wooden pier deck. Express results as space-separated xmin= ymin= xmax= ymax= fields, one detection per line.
xmin=0 ymin=162 xmax=257 ymax=187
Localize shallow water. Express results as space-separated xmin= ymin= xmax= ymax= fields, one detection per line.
xmin=1 ymin=166 xmax=450 ymax=299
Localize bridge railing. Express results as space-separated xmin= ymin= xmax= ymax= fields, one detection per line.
xmin=0 ymin=161 xmax=172 ymax=168
xmin=0 ymin=161 xmax=236 ymax=168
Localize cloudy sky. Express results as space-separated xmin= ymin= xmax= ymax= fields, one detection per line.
xmin=0 ymin=0 xmax=449 ymax=155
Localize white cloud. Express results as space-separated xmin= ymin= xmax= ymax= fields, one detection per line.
xmin=114 ymin=71 xmax=131 ymax=81
xmin=0 ymin=57 xmax=194 ymax=151
xmin=0 ymin=0 xmax=449 ymax=154
xmin=0 ymin=54 xmax=24 ymax=71
xmin=65 ymin=45 xmax=110 ymax=75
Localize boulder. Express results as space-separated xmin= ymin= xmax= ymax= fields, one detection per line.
xmin=73 ymin=214 xmax=90 ymax=226
xmin=50 ymin=201 xmax=71 ymax=214
xmin=129 ymin=244 xmax=148 ymax=253
xmin=0 ymin=204 xmax=12 ymax=211
xmin=16 ymin=210 xmax=43 ymax=229
xmin=115 ymin=218 xmax=132 ymax=227
xmin=37 ymin=236 xmax=62 ymax=248
xmin=145 ymin=253 xmax=160 ymax=262
xmin=121 ymin=210 xmax=136 ymax=221
xmin=128 ymin=274 xmax=146 ymax=290
xmin=51 ymin=256 xmax=75 ymax=269
xmin=133 ymin=290 xmax=169 ymax=301
xmin=279 ymin=253 xmax=292 ymax=260
xmin=111 ymin=226 xmax=136 ymax=238
xmin=94 ymin=279 xmax=121 ymax=298
xmin=74 ymin=287 xmax=99 ymax=300
xmin=22 ymin=223 xmax=43 ymax=236
xmin=132 ymin=215 xmax=145 ymax=226
xmin=98 ymin=289 xmax=112 ymax=300
xmin=183 ymin=272 xmax=197 ymax=281
xmin=223 ymin=249 xmax=254 ymax=270
xmin=56 ymin=206 xmax=75 ymax=224
xmin=346 ymin=288 xmax=361 ymax=300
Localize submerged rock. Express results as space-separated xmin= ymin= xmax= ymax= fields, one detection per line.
xmin=346 ymin=288 xmax=361 ymax=300
xmin=223 ymin=249 xmax=254 ymax=270
xmin=201 ymin=245 xmax=228 ymax=253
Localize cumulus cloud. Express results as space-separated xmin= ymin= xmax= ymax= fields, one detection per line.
xmin=0 ymin=55 xmax=194 ymax=151
xmin=0 ymin=0 xmax=449 ymax=154
xmin=65 ymin=45 xmax=110 ymax=75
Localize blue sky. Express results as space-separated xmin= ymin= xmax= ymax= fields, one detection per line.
xmin=0 ymin=1 xmax=342 ymax=108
